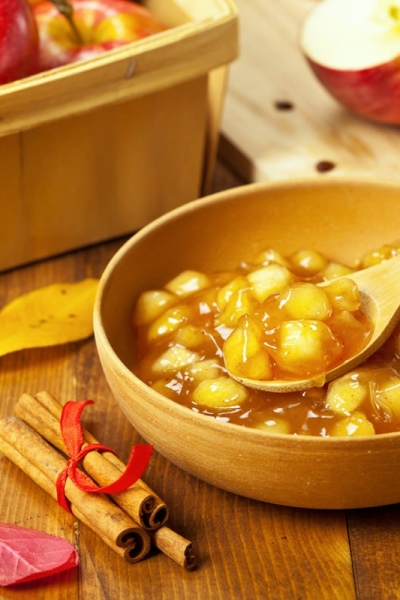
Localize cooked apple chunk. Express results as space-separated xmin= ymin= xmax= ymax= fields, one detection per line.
xmin=151 ymin=345 xmax=201 ymax=375
xmin=247 ymin=264 xmax=293 ymax=303
xmin=133 ymin=290 xmax=176 ymax=325
xmin=165 ymin=270 xmax=211 ymax=297
xmin=192 ymin=376 xmax=249 ymax=407
xmin=275 ymin=320 xmax=342 ymax=376
xmin=223 ymin=315 xmax=272 ymax=380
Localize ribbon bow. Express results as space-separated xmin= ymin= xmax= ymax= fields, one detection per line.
xmin=56 ymin=399 xmax=152 ymax=512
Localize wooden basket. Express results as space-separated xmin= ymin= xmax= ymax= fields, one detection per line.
xmin=0 ymin=0 xmax=238 ymax=271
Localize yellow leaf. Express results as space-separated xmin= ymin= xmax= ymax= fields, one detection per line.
xmin=0 ymin=279 xmax=99 ymax=357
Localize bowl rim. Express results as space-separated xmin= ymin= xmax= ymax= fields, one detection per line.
xmin=94 ymin=176 xmax=400 ymax=445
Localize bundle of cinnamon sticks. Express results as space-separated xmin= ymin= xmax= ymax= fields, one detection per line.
xmin=0 ymin=391 xmax=196 ymax=570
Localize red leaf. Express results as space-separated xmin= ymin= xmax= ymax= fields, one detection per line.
xmin=0 ymin=523 xmax=78 ymax=586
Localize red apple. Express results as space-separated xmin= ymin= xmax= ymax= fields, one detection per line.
xmin=300 ymin=0 xmax=400 ymax=124
xmin=33 ymin=0 xmax=167 ymax=72
xmin=0 ymin=0 xmax=39 ymax=84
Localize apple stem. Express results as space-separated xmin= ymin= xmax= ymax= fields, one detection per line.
xmin=49 ymin=0 xmax=84 ymax=45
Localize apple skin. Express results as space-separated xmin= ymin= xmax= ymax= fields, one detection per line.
xmin=0 ymin=0 xmax=39 ymax=84
xmin=306 ymin=56 xmax=400 ymax=125
xmin=33 ymin=0 xmax=167 ymax=72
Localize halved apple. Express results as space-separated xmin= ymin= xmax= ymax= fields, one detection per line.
xmin=300 ymin=0 xmax=400 ymax=124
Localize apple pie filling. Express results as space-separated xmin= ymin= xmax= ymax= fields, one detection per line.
xmin=131 ymin=242 xmax=400 ymax=436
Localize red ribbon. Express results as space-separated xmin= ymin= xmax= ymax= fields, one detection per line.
xmin=56 ymin=399 xmax=153 ymax=513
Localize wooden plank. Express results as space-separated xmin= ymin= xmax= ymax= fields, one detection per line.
xmin=347 ymin=507 xmax=400 ymax=600
xmin=202 ymin=67 xmax=230 ymax=194
xmin=0 ymin=134 xmax=26 ymax=267
xmin=220 ymin=0 xmax=400 ymax=183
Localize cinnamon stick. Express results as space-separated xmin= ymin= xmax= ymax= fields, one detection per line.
xmin=0 ymin=416 xmax=151 ymax=563
xmin=34 ymin=391 xmax=169 ymax=530
xmin=15 ymin=393 xmax=165 ymax=531
xmin=0 ymin=434 xmax=134 ymax=561
xmin=16 ymin=392 xmax=197 ymax=570
xmin=152 ymin=526 xmax=197 ymax=571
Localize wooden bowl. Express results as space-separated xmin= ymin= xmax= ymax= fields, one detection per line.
xmin=94 ymin=177 xmax=400 ymax=509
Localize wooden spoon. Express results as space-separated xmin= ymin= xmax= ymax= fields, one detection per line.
xmin=227 ymin=254 xmax=400 ymax=393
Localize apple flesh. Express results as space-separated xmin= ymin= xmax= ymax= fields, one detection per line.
xmin=300 ymin=0 xmax=400 ymax=124
xmin=0 ymin=0 xmax=39 ymax=84
xmin=33 ymin=0 xmax=167 ymax=72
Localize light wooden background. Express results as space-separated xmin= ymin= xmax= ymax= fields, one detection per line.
xmin=221 ymin=0 xmax=400 ymax=183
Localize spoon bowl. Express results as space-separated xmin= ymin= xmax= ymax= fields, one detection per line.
xmin=228 ymin=254 xmax=400 ymax=392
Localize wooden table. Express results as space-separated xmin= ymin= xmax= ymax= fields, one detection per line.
xmin=1 ymin=162 xmax=400 ymax=600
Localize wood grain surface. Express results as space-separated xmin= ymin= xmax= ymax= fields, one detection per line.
xmin=0 ymin=162 xmax=399 ymax=599
xmin=220 ymin=0 xmax=400 ymax=183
